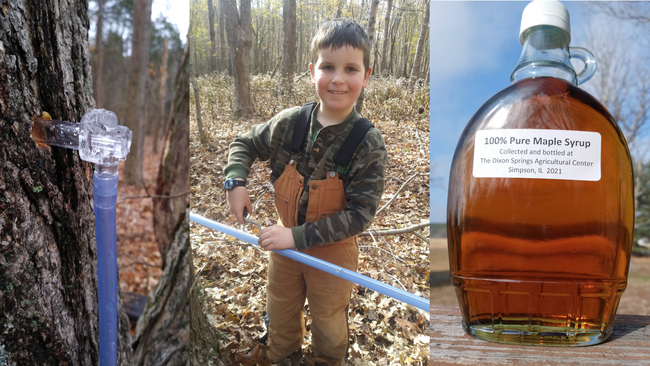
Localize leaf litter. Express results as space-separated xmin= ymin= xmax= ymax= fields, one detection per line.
xmin=190 ymin=74 xmax=430 ymax=365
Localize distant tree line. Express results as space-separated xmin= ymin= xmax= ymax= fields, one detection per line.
xmin=190 ymin=0 xmax=430 ymax=80
xmin=88 ymin=0 xmax=185 ymax=182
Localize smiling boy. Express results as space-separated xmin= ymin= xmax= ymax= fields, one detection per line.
xmin=224 ymin=18 xmax=387 ymax=364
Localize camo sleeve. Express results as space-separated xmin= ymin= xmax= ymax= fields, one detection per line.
xmin=292 ymin=128 xmax=387 ymax=249
xmin=224 ymin=107 xmax=298 ymax=180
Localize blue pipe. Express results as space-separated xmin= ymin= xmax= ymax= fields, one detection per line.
xmin=190 ymin=213 xmax=430 ymax=312
xmin=94 ymin=174 xmax=119 ymax=366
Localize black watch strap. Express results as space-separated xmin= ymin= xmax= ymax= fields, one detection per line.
xmin=224 ymin=178 xmax=246 ymax=190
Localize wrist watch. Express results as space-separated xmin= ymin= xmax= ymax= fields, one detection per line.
xmin=224 ymin=178 xmax=246 ymax=190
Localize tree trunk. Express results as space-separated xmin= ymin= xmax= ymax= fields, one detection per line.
xmin=409 ymin=0 xmax=429 ymax=91
xmin=219 ymin=0 xmax=229 ymax=74
xmin=367 ymin=0 xmax=380 ymax=54
xmin=388 ymin=12 xmax=401 ymax=75
xmin=191 ymin=36 xmax=207 ymax=146
xmin=336 ymin=0 xmax=344 ymax=18
xmin=153 ymin=43 xmax=190 ymax=263
xmin=222 ymin=0 xmax=254 ymax=119
xmin=278 ymin=0 xmax=297 ymax=97
xmin=132 ymin=211 xmax=190 ymax=365
xmin=123 ymin=0 xmax=153 ymax=185
xmin=208 ymin=0 xmax=218 ymax=74
xmin=354 ymin=0 xmax=379 ymax=114
xmin=153 ymin=37 xmax=169 ymax=154
xmin=94 ymin=0 xmax=105 ymax=107
xmin=380 ymin=0 xmax=393 ymax=76
xmin=0 ymin=1 xmax=132 ymax=364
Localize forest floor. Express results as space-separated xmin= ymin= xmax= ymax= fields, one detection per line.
xmin=190 ymin=74 xmax=431 ymax=365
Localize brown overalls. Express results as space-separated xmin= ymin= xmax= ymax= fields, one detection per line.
xmin=266 ymin=160 xmax=358 ymax=365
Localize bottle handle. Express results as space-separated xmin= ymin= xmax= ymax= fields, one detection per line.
xmin=569 ymin=47 xmax=597 ymax=86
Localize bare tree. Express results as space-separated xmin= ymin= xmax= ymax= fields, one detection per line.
xmin=409 ymin=0 xmax=429 ymax=91
xmin=0 ymin=1 xmax=132 ymax=363
xmin=581 ymin=10 xmax=650 ymax=242
xmin=219 ymin=1 xmax=229 ymax=73
xmin=208 ymin=0 xmax=218 ymax=73
xmin=379 ymin=0 xmax=393 ymax=76
xmin=191 ymin=29 xmax=207 ymax=145
xmin=222 ymin=0 xmax=254 ymax=119
xmin=123 ymin=0 xmax=153 ymax=184
xmin=590 ymin=2 xmax=650 ymax=34
xmin=153 ymin=37 xmax=170 ymax=154
xmin=278 ymin=0 xmax=297 ymax=97
xmin=355 ymin=0 xmax=379 ymax=113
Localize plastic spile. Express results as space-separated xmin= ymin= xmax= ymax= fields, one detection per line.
xmin=32 ymin=109 xmax=132 ymax=176
xmin=79 ymin=109 xmax=132 ymax=176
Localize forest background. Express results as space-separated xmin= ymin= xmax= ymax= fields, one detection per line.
xmin=189 ymin=0 xmax=431 ymax=364
xmin=87 ymin=0 xmax=189 ymax=336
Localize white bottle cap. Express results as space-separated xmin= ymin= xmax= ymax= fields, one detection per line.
xmin=519 ymin=0 xmax=571 ymax=45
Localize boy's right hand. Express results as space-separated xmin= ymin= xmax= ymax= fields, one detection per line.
xmin=226 ymin=180 xmax=253 ymax=224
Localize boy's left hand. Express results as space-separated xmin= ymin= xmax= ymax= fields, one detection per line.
xmin=258 ymin=225 xmax=296 ymax=250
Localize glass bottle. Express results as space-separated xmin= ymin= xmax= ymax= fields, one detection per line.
xmin=447 ymin=0 xmax=634 ymax=346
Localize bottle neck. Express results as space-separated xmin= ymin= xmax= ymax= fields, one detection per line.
xmin=511 ymin=25 xmax=577 ymax=85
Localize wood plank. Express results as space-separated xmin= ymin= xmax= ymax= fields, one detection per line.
xmin=430 ymin=304 xmax=650 ymax=365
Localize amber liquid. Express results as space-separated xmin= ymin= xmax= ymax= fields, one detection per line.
xmin=447 ymin=78 xmax=634 ymax=346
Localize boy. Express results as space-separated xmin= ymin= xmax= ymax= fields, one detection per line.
xmin=224 ymin=18 xmax=387 ymax=365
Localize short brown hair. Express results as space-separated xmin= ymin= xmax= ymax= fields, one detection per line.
xmin=310 ymin=18 xmax=370 ymax=72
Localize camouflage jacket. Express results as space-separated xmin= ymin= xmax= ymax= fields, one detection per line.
xmin=225 ymin=104 xmax=387 ymax=250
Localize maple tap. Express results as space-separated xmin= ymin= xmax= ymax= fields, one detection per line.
xmin=32 ymin=109 xmax=132 ymax=366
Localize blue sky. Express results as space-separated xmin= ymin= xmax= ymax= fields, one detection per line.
xmin=428 ymin=1 xmax=630 ymax=223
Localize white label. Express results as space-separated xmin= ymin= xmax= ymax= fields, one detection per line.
xmin=473 ymin=129 xmax=601 ymax=181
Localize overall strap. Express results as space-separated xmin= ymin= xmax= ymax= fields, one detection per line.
xmin=290 ymin=101 xmax=317 ymax=154
xmin=333 ymin=117 xmax=374 ymax=169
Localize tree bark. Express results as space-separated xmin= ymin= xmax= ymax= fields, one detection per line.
xmin=132 ymin=211 xmax=190 ymax=365
xmin=153 ymin=37 xmax=169 ymax=155
xmin=123 ymin=0 xmax=153 ymax=185
xmin=94 ymin=0 xmax=105 ymax=107
xmin=219 ymin=0 xmax=230 ymax=74
xmin=278 ymin=0 xmax=297 ymax=97
xmin=409 ymin=0 xmax=429 ymax=91
xmin=208 ymin=0 xmax=218 ymax=74
xmin=222 ymin=0 xmax=254 ymax=119
xmin=354 ymin=0 xmax=379 ymax=114
xmin=336 ymin=0 xmax=344 ymax=18
xmin=0 ymin=1 xmax=131 ymax=364
xmin=153 ymin=42 xmax=190 ymax=263
xmin=380 ymin=0 xmax=393 ymax=76
xmin=190 ymin=34 xmax=207 ymax=146
xmin=388 ymin=10 xmax=402 ymax=76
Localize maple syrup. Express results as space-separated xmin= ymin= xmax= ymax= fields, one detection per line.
xmin=447 ymin=1 xmax=634 ymax=346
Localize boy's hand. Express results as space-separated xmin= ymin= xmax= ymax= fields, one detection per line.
xmin=258 ymin=226 xmax=296 ymax=250
xmin=226 ymin=180 xmax=252 ymax=224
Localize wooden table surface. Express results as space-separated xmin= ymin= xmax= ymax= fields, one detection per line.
xmin=430 ymin=304 xmax=650 ymax=365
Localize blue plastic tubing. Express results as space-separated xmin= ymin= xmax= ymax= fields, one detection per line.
xmin=190 ymin=213 xmax=430 ymax=312
xmin=94 ymin=174 xmax=118 ymax=366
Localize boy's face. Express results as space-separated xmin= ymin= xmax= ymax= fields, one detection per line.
xmin=309 ymin=45 xmax=371 ymax=121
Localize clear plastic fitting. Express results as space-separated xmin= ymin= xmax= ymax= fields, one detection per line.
xmin=32 ymin=109 xmax=132 ymax=177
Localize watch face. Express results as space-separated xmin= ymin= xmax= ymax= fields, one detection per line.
xmin=224 ymin=180 xmax=233 ymax=190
